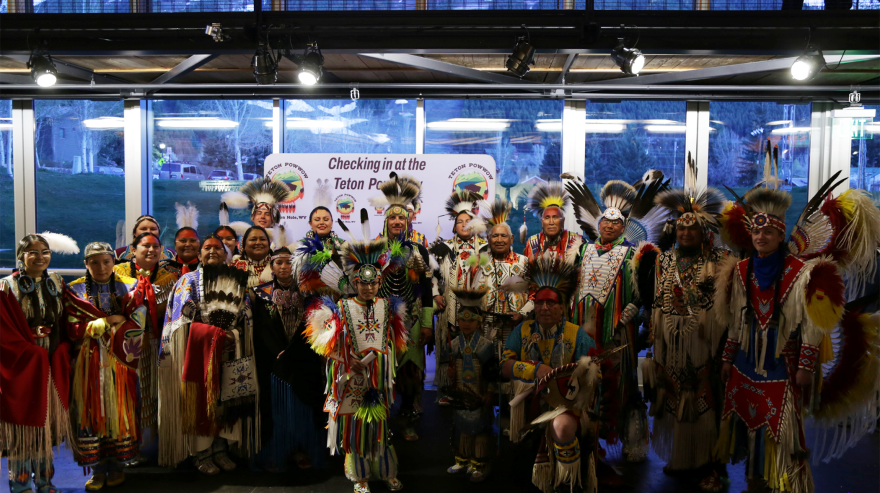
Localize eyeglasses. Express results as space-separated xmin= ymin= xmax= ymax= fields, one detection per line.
xmin=25 ymin=249 xmax=52 ymax=258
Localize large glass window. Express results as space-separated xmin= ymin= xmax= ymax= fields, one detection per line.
xmin=425 ymin=100 xmax=564 ymax=252
xmin=284 ymin=99 xmax=416 ymax=154
xmin=708 ymin=102 xmax=812 ymax=234
xmin=150 ymin=100 xmax=273 ymax=246
xmin=0 ymin=100 xmax=13 ymax=268
xmin=850 ymin=104 xmax=880 ymax=203
xmin=32 ymin=100 xmax=125 ymax=268
xmin=583 ymin=100 xmax=686 ymax=191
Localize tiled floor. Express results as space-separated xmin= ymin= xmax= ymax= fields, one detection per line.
xmin=3 ymin=390 xmax=877 ymax=493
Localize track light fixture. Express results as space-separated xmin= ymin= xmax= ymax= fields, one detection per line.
xmin=28 ymin=48 xmax=57 ymax=87
xmin=610 ymin=38 xmax=645 ymax=76
xmin=252 ymin=43 xmax=278 ymax=85
xmin=790 ymin=46 xmax=825 ymax=81
xmin=298 ymin=42 xmax=324 ymax=86
xmin=506 ymin=28 xmax=535 ymax=78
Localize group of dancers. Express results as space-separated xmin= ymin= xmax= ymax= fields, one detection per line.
xmin=2 ymin=145 xmax=880 ymax=493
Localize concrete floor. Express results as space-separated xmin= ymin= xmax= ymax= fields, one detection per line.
xmin=3 ymin=390 xmax=878 ymax=493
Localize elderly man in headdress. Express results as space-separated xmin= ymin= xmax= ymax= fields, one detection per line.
xmin=367 ymin=177 xmax=435 ymax=442
xmin=502 ymin=253 xmax=598 ymax=493
xmin=564 ymin=177 xmax=666 ymax=471
xmin=643 ymin=172 xmax=730 ymax=492
xmin=432 ymin=190 xmax=489 ymax=405
xmin=521 ymin=181 xmax=583 ymax=263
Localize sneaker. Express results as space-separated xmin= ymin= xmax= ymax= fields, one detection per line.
xmin=194 ymin=456 xmax=220 ymax=475
xmin=85 ymin=473 xmax=106 ymax=491
xmin=354 ymin=482 xmax=371 ymax=493
xmin=212 ymin=452 xmax=237 ymax=472
xmin=447 ymin=463 xmax=469 ymax=475
xmin=470 ymin=467 xmax=490 ymax=483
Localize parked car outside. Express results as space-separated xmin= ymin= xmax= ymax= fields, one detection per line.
xmin=242 ymin=172 xmax=261 ymax=180
xmin=159 ymin=163 xmax=205 ymax=180
xmin=209 ymin=170 xmax=235 ymax=180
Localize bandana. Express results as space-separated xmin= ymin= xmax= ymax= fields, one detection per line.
xmin=595 ymin=234 xmax=625 ymax=254
xmin=270 ymin=254 xmax=292 ymax=263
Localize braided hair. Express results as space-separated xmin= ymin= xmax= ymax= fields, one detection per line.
xmin=16 ymin=235 xmax=61 ymax=356
xmin=84 ymin=269 xmax=119 ymax=315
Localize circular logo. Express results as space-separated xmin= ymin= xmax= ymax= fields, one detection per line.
xmin=336 ymin=195 xmax=355 ymax=219
xmin=453 ymin=171 xmax=489 ymax=200
xmin=274 ymin=170 xmax=304 ymax=214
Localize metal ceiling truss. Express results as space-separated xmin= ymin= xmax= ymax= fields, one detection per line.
xmin=150 ymin=54 xmax=218 ymax=84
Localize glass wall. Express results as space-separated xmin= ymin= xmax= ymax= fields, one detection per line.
xmin=33 ymin=100 xmax=124 ymax=268
xmin=284 ymin=99 xmax=416 ymax=154
xmin=425 ymin=100 xmax=564 ymax=252
xmin=0 ymin=100 xmax=13 ymax=268
xmin=708 ymin=102 xmax=812 ymax=234
xmin=583 ymin=100 xmax=687 ymax=192
xmin=850 ymin=104 xmax=879 ymax=203
xmin=149 ymin=99 xmax=273 ymax=246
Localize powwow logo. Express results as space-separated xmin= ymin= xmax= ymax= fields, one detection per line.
xmin=275 ymin=170 xmax=305 ymax=214
xmin=452 ymin=171 xmax=489 ymax=215
xmin=336 ymin=194 xmax=356 ymax=221
xmin=374 ymin=206 xmax=386 ymax=216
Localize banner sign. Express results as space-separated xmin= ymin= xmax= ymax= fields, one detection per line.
xmin=264 ymin=153 xmax=496 ymax=245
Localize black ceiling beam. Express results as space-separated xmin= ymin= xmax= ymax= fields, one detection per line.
xmin=358 ymin=53 xmax=534 ymax=84
xmin=4 ymin=53 xmax=130 ymax=84
xmin=0 ymin=11 xmax=877 ymax=56
xmin=151 ymin=54 xmax=218 ymax=84
xmin=556 ymin=53 xmax=578 ymax=84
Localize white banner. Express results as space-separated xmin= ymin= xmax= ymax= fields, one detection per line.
xmin=264 ymin=153 xmax=497 ymax=244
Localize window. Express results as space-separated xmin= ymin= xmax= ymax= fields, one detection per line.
xmin=0 ymin=100 xmax=13 ymax=268
xmin=33 ymin=0 xmax=131 ymax=12
xmin=425 ymin=100 xmax=564 ymax=252
xmin=850 ymin=104 xmax=880 ymax=203
xmin=150 ymin=99 xmax=273 ymax=246
xmin=708 ymin=102 xmax=812 ymax=234
xmin=33 ymin=100 xmax=125 ymax=269
xmin=284 ymin=99 xmax=417 ymax=154
xmin=583 ymin=100 xmax=687 ymax=192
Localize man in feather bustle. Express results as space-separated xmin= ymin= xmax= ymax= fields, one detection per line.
xmin=642 ymin=177 xmax=731 ymax=492
xmin=368 ymin=175 xmax=435 ymax=441
xmin=157 ymin=236 xmax=260 ymax=474
xmin=521 ymin=181 xmax=583 ymax=263
xmin=713 ymin=165 xmax=880 ymax=493
xmin=304 ymin=238 xmax=409 ymax=493
xmin=564 ymin=177 xmax=666 ymax=467
xmin=501 ymin=253 xmax=598 ymax=493
xmin=432 ymin=190 xmax=489 ymax=406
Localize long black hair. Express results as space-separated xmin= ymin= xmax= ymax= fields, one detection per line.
xmin=85 ymin=268 xmax=119 ymax=315
xmin=16 ymin=234 xmax=61 ymax=356
xmin=240 ymin=226 xmax=270 ymax=261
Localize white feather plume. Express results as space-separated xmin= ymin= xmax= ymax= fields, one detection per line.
xmin=115 ymin=220 xmax=126 ymax=250
xmin=273 ymin=224 xmax=289 ymax=249
xmin=369 ymin=196 xmax=390 ymax=208
xmin=228 ymin=221 xmax=251 ymax=238
xmin=219 ymin=203 xmax=230 ymax=226
xmin=175 ymin=201 xmax=199 ymax=231
xmin=466 ymin=216 xmax=487 ymax=235
xmin=519 ymin=221 xmax=528 ymax=245
xmin=221 ymin=191 xmax=250 ymax=209
xmin=435 ymin=221 xmax=442 ymax=240
xmin=39 ymin=232 xmax=80 ymax=255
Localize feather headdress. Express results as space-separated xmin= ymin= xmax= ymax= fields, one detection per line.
xmin=654 ymin=156 xmax=725 ymax=248
xmin=600 ymin=180 xmax=636 ymax=221
xmin=445 ymin=190 xmax=482 ymax=218
xmin=529 ymin=251 xmax=577 ymax=306
xmin=39 ymin=232 xmax=80 ymax=255
xmin=369 ymin=173 xmax=422 ymax=210
xmin=200 ymin=263 xmax=249 ymax=331
xmin=222 ymin=176 xmax=292 ymax=225
xmin=175 ymin=201 xmax=200 ymax=231
xmin=483 ymin=199 xmax=513 ymax=229
xmin=525 ymin=181 xmax=569 ymax=219
xmin=341 ymin=238 xmax=389 ymax=283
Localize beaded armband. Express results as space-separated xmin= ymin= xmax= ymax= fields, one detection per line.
xmin=512 ymin=360 xmax=540 ymax=382
xmin=721 ymin=339 xmax=740 ymax=363
xmin=798 ymin=343 xmax=820 ymax=372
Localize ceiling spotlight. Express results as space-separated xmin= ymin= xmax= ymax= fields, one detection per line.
xmin=298 ymin=42 xmax=324 ymax=86
xmin=610 ymin=38 xmax=645 ymax=76
xmin=28 ymin=52 xmax=57 ymax=87
xmin=506 ymin=33 xmax=535 ymax=78
xmin=253 ymin=43 xmax=278 ymax=85
xmin=791 ymin=47 xmax=825 ymax=81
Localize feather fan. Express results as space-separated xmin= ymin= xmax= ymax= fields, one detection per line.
xmin=201 ymin=263 xmax=249 ymax=331
xmin=564 ymin=180 xmax=601 ymax=241
xmin=39 ymin=232 xmax=80 ymax=255
xmin=303 ymin=295 xmax=342 ymax=357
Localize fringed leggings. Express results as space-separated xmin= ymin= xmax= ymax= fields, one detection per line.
xmin=456 ymin=433 xmax=492 ymax=469
xmin=8 ymin=458 xmax=54 ymax=493
xmin=255 ymin=374 xmax=325 ymax=471
xmin=343 ymin=446 xmax=399 ymax=483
